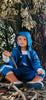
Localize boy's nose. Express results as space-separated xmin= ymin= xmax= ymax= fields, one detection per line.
xmin=21 ymin=39 xmax=24 ymax=42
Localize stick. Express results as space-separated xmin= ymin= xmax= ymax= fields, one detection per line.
xmin=0 ymin=82 xmax=26 ymax=100
xmin=0 ymin=47 xmax=17 ymax=69
xmin=9 ymin=83 xmax=26 ymax=100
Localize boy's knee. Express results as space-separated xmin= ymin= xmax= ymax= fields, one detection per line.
xmin=0 ymin=64 xmax=13 ymax=76
xmin=6 ymin=71 xmax=13 ymax=75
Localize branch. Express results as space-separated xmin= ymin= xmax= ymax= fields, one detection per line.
xmin=0 ymin=26 xmax=7 ymax=31
xmin=0 ymin=82 xmax=26 ymax=100
xmin=0 ymin=47 xmax=17 ymax=69
xmin=9 ymin=83 xmax=26 ymax=100
xmin=0 ymin=16 xmax=21 ymax=23
xmin=32 ymin=40 xmax=44 ymax=47
xmin=0 ymin=36 xmax=6 ymax=40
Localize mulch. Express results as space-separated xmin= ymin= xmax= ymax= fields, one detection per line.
xmin=0 ymin=76 xmax=46 ymax=100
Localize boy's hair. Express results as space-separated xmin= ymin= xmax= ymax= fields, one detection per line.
xmin=16 ymin=35 xmax=21 ymax=40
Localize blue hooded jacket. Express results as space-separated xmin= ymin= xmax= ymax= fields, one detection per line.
xmin=9 ymin=31 xmax=42 ymax=71
xmin=0 ymin=31 xmax=44 ymax=79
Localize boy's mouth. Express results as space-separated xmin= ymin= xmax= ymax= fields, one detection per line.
xmin=20 ymin=43 xmax=24 ymax=45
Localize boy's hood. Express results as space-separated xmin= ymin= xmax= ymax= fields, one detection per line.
xmin=15 ymin=31 xmax=32 ymax=51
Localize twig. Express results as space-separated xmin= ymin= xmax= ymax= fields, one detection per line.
xmin=0 ymin=16 xmax=22 ymax=22
xmin=9 ymin=83 xmax=26 ymax=100
xmin=8 ymin=92 xmax=18 ymax=99
xmin=0 ymin=47 xmax=17 ymax=69
xmin=0 ymin=82 xmax=26 ymax=100
xmin=32 ymin=40 xmax=43 ymax=47
xmin=0 ymin=82 xmax=10 ymax=87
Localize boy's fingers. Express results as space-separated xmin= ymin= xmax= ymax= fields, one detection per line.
xmin=37 ymin=70 xmax=44 ymax=75
xmin=37 ymin=71 xmax=40 ymax=74
xmin=40 ymin=70 xmax=44 ymax=75
xmin=3 ymin=51 xmax=10 ymax=57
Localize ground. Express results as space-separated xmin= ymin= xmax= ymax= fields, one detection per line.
xmin=0 ymin=74 xmax=46 ymax=100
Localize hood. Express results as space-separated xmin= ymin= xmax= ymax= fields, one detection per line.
xmin=15 ymin=31 xmax=32 ymax=59
xmin=16 ymin=31 xmax=32 ymax=51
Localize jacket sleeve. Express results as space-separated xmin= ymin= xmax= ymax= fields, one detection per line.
xmin=6 ymin=47 xmax=18 ymax=67
xmin=31 ymin=50 xmax=42 ymax=71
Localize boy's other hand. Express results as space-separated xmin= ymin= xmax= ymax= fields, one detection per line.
xmin=3 ymin=51 xmax=10 ymax=57
xmin=37 ymin=69 xmax=44 ymax=75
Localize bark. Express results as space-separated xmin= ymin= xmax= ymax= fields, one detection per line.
xmin=41 ymin=12 xmax=46 ymax=60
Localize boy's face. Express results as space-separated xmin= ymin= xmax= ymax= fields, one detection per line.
xmin=17 ymin=35 xmax=27 ymax=48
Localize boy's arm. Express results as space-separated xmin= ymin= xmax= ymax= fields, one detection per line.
xmin=9 ymin=47 xmax=18 ymax=66
xmin=31 ymin=50 xmax=43 ymax=71
xmin=37 ymin=68 xmax=44 ymax=75
xmin=2 ymin=47 xmax=18 ymax=67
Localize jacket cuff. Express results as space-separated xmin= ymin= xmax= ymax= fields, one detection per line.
xmin=2 ymin=53 xmax=10 ymax=63
xmin=37 ymin=68 xmax=42 ymax=72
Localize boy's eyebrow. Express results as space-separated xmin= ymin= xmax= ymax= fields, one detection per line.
xmin=17 ymin=35 xmax=21 ymax=38
xmin=17 ymin=35 xmax=27 ymax=40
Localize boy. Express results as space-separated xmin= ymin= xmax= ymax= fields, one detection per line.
xmin=0 ymin=32 xmax=45 ymax=89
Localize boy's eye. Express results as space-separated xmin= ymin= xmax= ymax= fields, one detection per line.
xmin=24 ymin=39 xmax=27 ymax=40
xmin=19 ymin=38 xmax=26 ymax=40
xmin=19 ymin=38 xmax=21 ymax=40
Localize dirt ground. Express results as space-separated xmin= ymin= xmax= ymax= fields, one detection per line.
xmin=0 ymin=75 xmax=46 ymax=100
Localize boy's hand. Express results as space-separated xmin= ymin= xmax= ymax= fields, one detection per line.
xmin=37 ymin=69 xmax=44 ymax=75
xmin=3 ymin=51 xmax=10 ymax=57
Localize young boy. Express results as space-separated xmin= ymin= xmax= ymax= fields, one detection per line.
xmin=0 ymin=32 xmax=45 ymax=89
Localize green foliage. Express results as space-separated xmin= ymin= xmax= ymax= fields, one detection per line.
xmin=0 ymin=0 xmax=46 ymax=52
